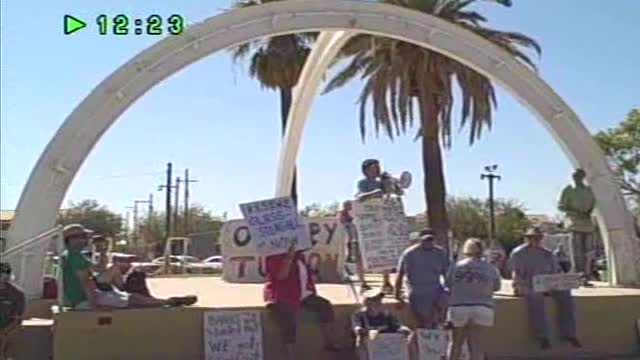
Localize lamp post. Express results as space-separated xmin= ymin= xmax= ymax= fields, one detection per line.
xmin=481 ymin=165 xmax=501 ymax=246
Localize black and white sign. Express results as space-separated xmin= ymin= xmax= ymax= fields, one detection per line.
xmin=239 ymin=197 xmax=310 ymax=256
xmin=366 ymin=332 xmax=408 ymax=360
xmin=416 ymin=329 xmax=469 ymax=360
xmin=533 ymin=273 xmax=582 ymax=292
xmin=203 ymin=311 xmax=263 ymax=360
xmin=353 ymin=197 xmax=410 ymax=271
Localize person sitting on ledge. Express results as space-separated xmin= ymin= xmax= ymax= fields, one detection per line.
xmin=0 ymin=262 xmax=25 ymax=360
xmin=352 ymin=288 xmax=410 ymax=360
xmin=264 ymin=239 xmax=342 ymax=360
xmin=61 ymin=224 xmax=196 ymax=310
xmin=509 ymin=226 xmax=582 ymax=350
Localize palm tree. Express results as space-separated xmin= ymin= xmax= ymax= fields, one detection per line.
xmin=230 ymin=0 xmax=316 ymax=203
xmin=324 ymin=0 xmax=540 ymax=248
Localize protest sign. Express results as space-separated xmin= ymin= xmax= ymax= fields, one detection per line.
xmin=366 ymin=332 xmax=408 ymax=360
xmin=533 ymin=273 xmax=582 ymax=292
xmin=221 ymin=217 xmax=346 ymax=283
xmin=353 ymin=197 xmax=411 ymax=272
xmin=239 ymin=197 xmax=310 ymax=256
xmin=204 ymin=311 xmax=263 ymax=360
xmin=416 ymin=329 xmax=469 ymax=360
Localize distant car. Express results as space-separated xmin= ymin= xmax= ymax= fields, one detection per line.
xmin=152 ymin=255 xmax=201 ymax=265
xmin=203 ymin=256 xmax=223 ymax=270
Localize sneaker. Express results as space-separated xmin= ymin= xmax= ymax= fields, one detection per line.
xmin=538 ymin=338 xmax=551 ymax=350
xmin=564 ymin=337 xmax=583 ymax=348
xmin=168 ymin=295 xmax=198 ymax=307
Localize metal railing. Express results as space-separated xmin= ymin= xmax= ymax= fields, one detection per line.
xmin=1 ymin=226 xmax=63 ymax=301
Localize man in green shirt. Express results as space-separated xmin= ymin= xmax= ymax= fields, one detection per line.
xmin=61 ymin=224 xmax=197 ymax=310
xmin=558 ymin=169 xmax=596 ymax=285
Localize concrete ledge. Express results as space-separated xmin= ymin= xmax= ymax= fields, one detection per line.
xmin=50 ymin=284 xmax=640 ymax=360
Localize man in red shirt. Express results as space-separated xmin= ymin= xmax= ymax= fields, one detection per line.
xmin=265 ymin=241 xmax=341 ymax=360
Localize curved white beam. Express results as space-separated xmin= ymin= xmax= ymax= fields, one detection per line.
xmin=275 ymin=30 xmax=355 ymax=196
xmin=7 ymin=0 xmax=637 ymax=295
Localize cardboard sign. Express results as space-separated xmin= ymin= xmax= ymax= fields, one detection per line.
xmin=353 ymin=197 xmax=410 ymax=272
xmin=221 ymin=217 xmax=346 ymax=283
xmin=239 ymin=197 xmax=310 ymax=256
xmin=366 ymin=332 xmax=408 ymax=360
xmin=533 ymin=273 xmax=582 ymax=292
xmin=203 ymin=311 xmax=263 ymax=360
xmin=416 ymin=329 xmax=469 ymax=360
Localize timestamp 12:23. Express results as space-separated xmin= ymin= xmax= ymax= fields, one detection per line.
xmin=96 ymin=14 xmax=185 ymax=36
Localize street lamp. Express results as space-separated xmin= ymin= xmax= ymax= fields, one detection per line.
xmin=481 ymin=165 xmax=501 ymax=246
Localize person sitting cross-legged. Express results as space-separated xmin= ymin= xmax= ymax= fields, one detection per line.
xmin=352 ymin=289 xmax=410 ymax=360
xmin=61 ymin=224 xmax=196 ymax=310
xmin=264 ymin=240 xmax=342 ymax=360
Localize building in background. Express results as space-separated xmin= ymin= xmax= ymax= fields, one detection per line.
xmin=0 ymin=210 xmax=14 ymax=252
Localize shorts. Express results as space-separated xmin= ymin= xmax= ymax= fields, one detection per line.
xmin=447 ymin=305 xmax=494 ymax=327
xmin=75 ymin=289 xmax=130 ymax=310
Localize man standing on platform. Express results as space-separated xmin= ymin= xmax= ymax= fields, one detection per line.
xmin=509 ymin=227 xmax=582 ymax=350
xmin=558 ymin=168 xmax=596 ymax=285
xmin=355 ymin=159 xmax=394 ymax=294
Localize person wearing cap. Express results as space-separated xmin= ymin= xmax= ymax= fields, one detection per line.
xmin=395 ymin=228 xmax=450 ymax=329
xmin=446 ymin=238 xmax=501 ymax=360
xmin=508 ymin=226 xmax=581 ymax=350
xmin=264 ymin=240 xmax=342 ymax=360
xmin=0 ymin=262 xmax=25 ymax=360
xmin=355 ymin=159 xmax=394 ymax=294
xmin=352 ymin=289 xmax=410 ymax=360
xmin=61 ymin=224 xmax=196 ymax=310
xmin=558 ymin=168 xmax=596 ymax=285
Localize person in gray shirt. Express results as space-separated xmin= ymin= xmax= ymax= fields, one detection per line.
xmin=395 ymin=228 xmax=450 ymax=329
xmin=446 ymin=238 xmax=501 ymax=360
xmin=509 ymin=227 xmax=582 ymax=350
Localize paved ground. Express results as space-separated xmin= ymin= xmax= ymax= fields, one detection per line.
xmin=147 ymin=274 xmax=640 ymax=308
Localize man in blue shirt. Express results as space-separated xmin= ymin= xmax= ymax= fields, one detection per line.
xmin=354 ymin=159 xmax=394 ymax=293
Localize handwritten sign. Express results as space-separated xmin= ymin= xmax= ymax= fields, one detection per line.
xmin=204 ymin=311 xmax=263 ymax=360
xmin=353 ymin=197 xmax=411 ymax=271
xmin=533 ymin=273 xmax=582 ymax=292
xmin=239 ymin=197 xmax=310 ymax=256
xmin=416 ymin=329 xmax=469 ymax=360
xmin=221 ymin=217 xmax=346 ymax=283
xmin=366 ymin=332 xmax=408 ymax=360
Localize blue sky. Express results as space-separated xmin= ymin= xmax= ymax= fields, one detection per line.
xmin=1 ymin=0 xmax=639 ymax=220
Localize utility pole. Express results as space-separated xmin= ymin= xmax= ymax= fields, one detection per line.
xmin=157 ymin=163 xmax=173 ymax=239
xmin=133 ymin=197 xmax=153 ymax=245
xmin=481 ymin=165 xmax=501 ymax=246
xmin=183 ymin=169 xmax=199 ymax=235
xmin=174 ymin=177 xmax=181 ymax=235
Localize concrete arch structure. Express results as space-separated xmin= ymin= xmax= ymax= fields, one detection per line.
xmin=7 ymin=0 xmax=639 ymax=297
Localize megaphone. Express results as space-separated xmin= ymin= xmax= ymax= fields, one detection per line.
xmin=381 ymin=171 xmax=412 ymax=194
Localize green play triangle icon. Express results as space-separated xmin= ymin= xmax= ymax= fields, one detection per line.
xmin=64 ymin=15 xmax=87 ymax=35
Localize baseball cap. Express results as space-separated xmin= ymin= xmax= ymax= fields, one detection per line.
xmin=63 ymin=224 xmax=92 ymax=240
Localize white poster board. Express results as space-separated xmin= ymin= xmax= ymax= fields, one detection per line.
xmin=239 ymin=197 xmax=310 ymax=256
xmin=416 ymin=329 xmax=469 ymax=360
xmin=366 ymin=332 xmax=408 ymax=360
xmin=533 ymin=273 xmax=582 ymax=292
xmin=203 ymin=311 xmax=263 ymax=360
xmin=221 ymin=217 xmax=346 ymax=283
xmin=353 ymin=197 xmax=411 ymax=272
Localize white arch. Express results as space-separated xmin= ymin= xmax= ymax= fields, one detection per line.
xmin=7 ymin=0 xmax=638 ymax=297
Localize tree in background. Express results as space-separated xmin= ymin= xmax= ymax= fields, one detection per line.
xmin=230 ymin=0 xmax=316 ymax=204
xmin=324 ymin=0 xmax=540 ymax=248
xmin=300 ymin=202 xmax=340 ymax=217
xmin=446 ymin=196 xmax=530 ymax=254
xmin=138 ymin=204 xmax=224 ymax=256
xmin=58 ymin=199 xmax=123 ymax=238
xmin=594 ymin=109 xmax=640 ymax=223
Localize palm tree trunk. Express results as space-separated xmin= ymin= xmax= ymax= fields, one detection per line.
xmin=418 ymin=93 xmax=450 ymax=253
xmin=279 ymin=86 xmax=298 ymax=205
